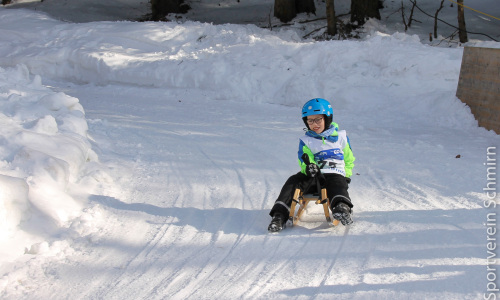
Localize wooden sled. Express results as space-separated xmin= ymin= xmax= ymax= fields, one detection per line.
xmin=288 ymin=188 xmax=340 ymax=227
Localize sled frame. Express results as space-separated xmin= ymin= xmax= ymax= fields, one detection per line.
xmin=289 ymin=188 xmax=340 ymax=226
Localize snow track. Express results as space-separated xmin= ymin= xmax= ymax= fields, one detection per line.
xmin=25 ymin=83 xmax=486 ymax=299
xmin=0 ymin=79 xmax=493 ymax=299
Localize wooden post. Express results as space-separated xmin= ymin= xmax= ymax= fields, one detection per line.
xmin=457 ymin=0 xmax=468 ymax=43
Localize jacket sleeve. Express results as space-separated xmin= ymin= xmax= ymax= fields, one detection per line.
xmin=343 ymin=136 xmax=355 ymax=178
xmin=298 ymin=139 xmax=316 ymax=175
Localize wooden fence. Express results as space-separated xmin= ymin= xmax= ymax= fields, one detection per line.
xmin=456 ymin=47 xmax=500 ymax=134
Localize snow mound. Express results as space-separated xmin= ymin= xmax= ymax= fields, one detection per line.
xmin=0 ymin=64 xmax=99 ymax=261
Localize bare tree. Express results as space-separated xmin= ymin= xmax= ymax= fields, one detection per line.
xmin=457 ymin=0 xmax=468 ymax=43
xmin=351 ymin=0 xmax=381 ymax=26
xmin=402 ymin=0 xmax=417 ymax=31
xmin=274 ymin=0 xmax=296 ymax=22
xmin=151 ymin=0 xmax=188 ymax=21
xmin=274 ymin=0 xmax=315 ymax=23
xmin=433 ymin=0 xmax=445 ymax=38
xmin=296 ymin=0 xmax=316 ymax=15
xmin=326 ymin=0 xmax=336 ymax=35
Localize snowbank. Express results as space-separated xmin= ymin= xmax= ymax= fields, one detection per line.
xmin=0 ymin=9 xmax=480 ymax=130
xmin=0 ymin=64 xmax=98 ymax=261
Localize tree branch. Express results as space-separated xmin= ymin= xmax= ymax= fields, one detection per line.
xmin=409 ymin=0 xmax=498 ymax=42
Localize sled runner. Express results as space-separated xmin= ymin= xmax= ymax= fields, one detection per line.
xmin=288 ymin=187 xmax=340 ymax=227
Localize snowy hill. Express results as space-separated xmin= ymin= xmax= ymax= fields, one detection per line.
xmin=1 ymin=1 xmax=500 ymax=299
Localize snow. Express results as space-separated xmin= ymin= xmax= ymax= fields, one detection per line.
xmin=1 ymin=0 xmax=500 ymax=299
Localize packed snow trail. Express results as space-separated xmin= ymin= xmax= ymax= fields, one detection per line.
xmin=19 ymin=82 xmax=485 ymax=300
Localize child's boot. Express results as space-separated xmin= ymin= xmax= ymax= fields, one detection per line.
xmin=332 ymin=202 xmax=353 ymax=225
xmin=268 ymin=212 xmax=286 ymax=232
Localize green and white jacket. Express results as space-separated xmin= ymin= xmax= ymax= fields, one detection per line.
xmin=298 ymin=122 xmax=355 ymax=178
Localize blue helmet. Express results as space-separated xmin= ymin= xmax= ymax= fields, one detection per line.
xmin=302 ymin=98 xmax=333 ymax=130
xmin=302 ymin=98 xmax=333 ymax=118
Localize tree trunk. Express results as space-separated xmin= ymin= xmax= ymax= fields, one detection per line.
xmin=326 ymin=0 xmax=336 ymax=36
xmin=433 ymin=0 xmax=445 ymax=38
xmin=274 ymin=0 xmax=296 ymax=23
xmin=151 ymin=0 xmax=183 ymax=21
xmin=457 ymin=0 xmax=468 ymax=43
xmin=296 ymin=0 xmax=316 ymax=15
xmin=350 ymin=0 xmax=381 ymax=26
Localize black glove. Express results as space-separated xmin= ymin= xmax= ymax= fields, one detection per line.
xmin=346 ymin=177 xmax=351 ymax=184
xmin=305 ymin=163 xmax=320 ymax=178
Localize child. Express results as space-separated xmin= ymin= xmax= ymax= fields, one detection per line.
xmin=268 ymin=98 xmax=355 ymax=232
